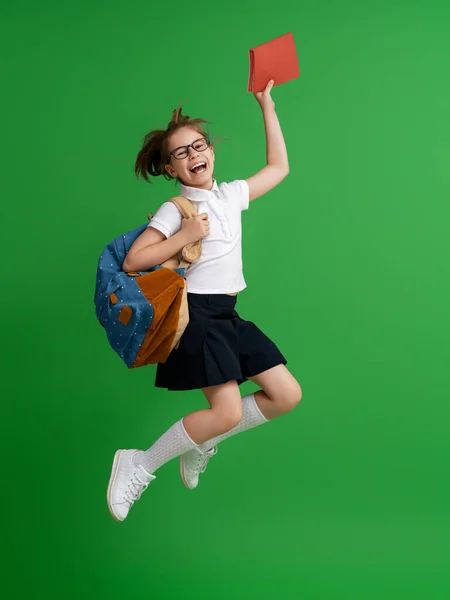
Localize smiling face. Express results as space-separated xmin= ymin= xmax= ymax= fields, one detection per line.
xmin=164 ymin=127 xmax=215 ymax=190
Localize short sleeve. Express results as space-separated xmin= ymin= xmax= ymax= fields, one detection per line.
xmin=230 ymin=179 xmax=250 ymax=210
xmin=148 ymin=202 xmax=183 ymax=238
xmin=220 ymin=180 xmax=250 ymax=212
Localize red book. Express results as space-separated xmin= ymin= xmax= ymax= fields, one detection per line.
xmin=248 ymin=32 xmax=300 ymax=93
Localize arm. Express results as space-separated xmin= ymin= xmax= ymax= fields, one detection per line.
xmin=122 ymin=227 xmax=190 ymax=272
xmin=246 ymin=80 xmax=289 ymax=202
xmin=122 ymin=214 xmax=210 ymax=272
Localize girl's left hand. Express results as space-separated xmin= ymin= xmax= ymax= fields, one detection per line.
xmin=254 ymin=80 xmax=275 ymax=110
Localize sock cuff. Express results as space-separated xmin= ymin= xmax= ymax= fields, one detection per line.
xmin=245 ymin=393 xmax=269 ymax=422
xmin=180 ymin=419 xmax=200 ymax=449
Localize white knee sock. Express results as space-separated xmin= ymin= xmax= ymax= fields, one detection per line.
xmin=198 ymin=393 xmax=268 ymax=453
xmin=134 ymin=419 xmax=197 ymax=475
xmin=134 ymin=394 xmax=268 ymax=474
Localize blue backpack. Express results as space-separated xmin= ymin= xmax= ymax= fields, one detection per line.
xmin=94 ymin=196 xmax=201 ymax=368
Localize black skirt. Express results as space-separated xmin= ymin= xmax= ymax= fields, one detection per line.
xmin=155 ymin=293 xmax=287 ymax=391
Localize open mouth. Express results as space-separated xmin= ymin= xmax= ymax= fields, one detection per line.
xmin=189 ymin=162 xmax=207 ymax=175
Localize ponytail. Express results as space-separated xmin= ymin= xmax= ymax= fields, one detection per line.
xmin=134 ymin=105 xmax=209 ymax=183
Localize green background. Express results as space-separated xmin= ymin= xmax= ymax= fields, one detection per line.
xmin=2 ymin=0 xmax=450 ymax=598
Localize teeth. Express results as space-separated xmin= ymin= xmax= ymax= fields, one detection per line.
xmin=191 ymin=162 xmax=206 ymax=171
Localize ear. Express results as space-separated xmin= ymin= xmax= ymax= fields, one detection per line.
xmin=165 ymin=163 xmax=177 ymax=178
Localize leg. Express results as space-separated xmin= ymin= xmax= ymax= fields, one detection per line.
xmin=179 ymin=367 xmax=302 ymax=491
xmin=183 ymin=380 xmax=243 ymax=443
xmin=107 ymin=381 xmax=242 ymax=520
xmin=135 ymin=380 xmax=242 ymax=474
xmin=179 ymin=381 xmax=244 ymax=490
xmin=196 ymin=365 xmax=302 ymax=452
xmin=249 ymin=364 xmax=302 ymax=420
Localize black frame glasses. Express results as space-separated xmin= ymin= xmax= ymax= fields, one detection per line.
xmin=167 ymin=137 xmax=210 ymax=161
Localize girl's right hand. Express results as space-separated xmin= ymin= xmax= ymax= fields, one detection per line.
xmin=254 ymin=79 xmax=275 ymax=111
xmin=181 ymin=213 xmax=210 ymax=243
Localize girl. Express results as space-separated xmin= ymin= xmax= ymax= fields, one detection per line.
xmin=107 ymin=81 xmax=302 ymax=522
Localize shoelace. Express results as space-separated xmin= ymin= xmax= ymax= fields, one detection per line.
xmin=123 ymin=472 xmax=148 ymax=505
xmin=196 ymin=446 xmax=218 ymax=474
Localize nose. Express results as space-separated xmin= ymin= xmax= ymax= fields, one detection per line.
xmin=188 ymin=144 xmax=200 ymax=157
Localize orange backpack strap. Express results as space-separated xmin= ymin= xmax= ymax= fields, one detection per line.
xmin=169 ymin=196 xmax=202 ymax=265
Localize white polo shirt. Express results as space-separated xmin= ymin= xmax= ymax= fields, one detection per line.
xmin=148 ymin=179 xmax=250 ymax=294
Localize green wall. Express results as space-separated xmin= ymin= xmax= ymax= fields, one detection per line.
xmin=2 ymin=0 xmax=450 ymax=598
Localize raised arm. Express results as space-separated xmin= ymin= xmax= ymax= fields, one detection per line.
xmin=246 ymin=80 xmax=290 ymax=202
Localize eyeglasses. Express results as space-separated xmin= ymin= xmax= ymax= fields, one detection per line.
xmin=168 ymin=137 xmax=210 ymax=161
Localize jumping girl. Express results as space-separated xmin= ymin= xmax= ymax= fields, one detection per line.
xmin=107 ymin=81 xmax=302 ymax=522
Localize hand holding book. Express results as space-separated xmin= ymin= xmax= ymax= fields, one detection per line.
xmin=253 ymin=79 xmax=275 ymax=110
xmin=248 ymin=32 xmax=300 ymax=94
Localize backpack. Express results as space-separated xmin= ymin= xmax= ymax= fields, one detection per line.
xmin=94 ymin=196 xmax=201 ymax=368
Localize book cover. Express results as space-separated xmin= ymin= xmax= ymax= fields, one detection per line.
xmin=248 ymin=32 xmax=300 ymax=93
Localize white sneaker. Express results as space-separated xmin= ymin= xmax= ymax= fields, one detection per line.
xmin=107 ymin=449 xmax=155 ymax=521
xmin=180 ymin=446 xmax=218 ymax=490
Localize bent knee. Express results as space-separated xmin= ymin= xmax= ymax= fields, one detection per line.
xmin=285 ymin=381 xmax=302 ymax=411
xmin=273 ymin=381 xmax=302 ymax=414
xmin=216 ymin=406 xmax=243 ymax=434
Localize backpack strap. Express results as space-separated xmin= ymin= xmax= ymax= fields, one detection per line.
xmin=169 ymin=196 xmax=202 ymax=266
xmin=169 ymin=196 xmax=198 ymax=219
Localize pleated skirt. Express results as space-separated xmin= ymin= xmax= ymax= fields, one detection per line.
xmin=155 ymin=293 xmax=287 ymax=391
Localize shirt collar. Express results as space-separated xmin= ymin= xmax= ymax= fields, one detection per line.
xmin=180 ymin=179 xmax=219 ymax=203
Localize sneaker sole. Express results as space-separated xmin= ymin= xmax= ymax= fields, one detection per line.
xmin=179 ymin=455 xmax=197 ymax=490
xmin=107 ymin=450 xmax=125 ymax=522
